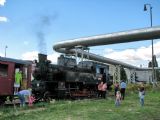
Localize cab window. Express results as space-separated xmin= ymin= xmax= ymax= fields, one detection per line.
xmin=0 ymin=64 xmax=8 ymax=77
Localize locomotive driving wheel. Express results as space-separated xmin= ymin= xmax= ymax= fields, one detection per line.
xmin=43 ymin=91 xmax=51 ymax=102
xmin=0 ymin=97 xmax=6 ymax=105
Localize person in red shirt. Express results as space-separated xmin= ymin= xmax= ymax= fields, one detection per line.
xmin=98 ymin=81 xmax=103 ymax=98
xmin=102 ymin=82 xmax=107 ymax=99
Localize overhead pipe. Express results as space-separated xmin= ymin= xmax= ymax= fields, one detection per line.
xmin=53 ymin=26 xmax=160 ymax=69
xmin=60 ymin=48 xmax=140 ymax=69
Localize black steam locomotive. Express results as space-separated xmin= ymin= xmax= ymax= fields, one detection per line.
xmin=31 ymin=54 xmax=110 ymax=101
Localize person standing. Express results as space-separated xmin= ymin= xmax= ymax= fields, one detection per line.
xmin=102 ymin=82 xmax=107 ymax=99
xmin=115 ymin=91 xmax=121 ymax=107
xmin=139 ymin=85 xmax=145 ymax=106
xmin=14 ymin=70 xmax=22 ymax=94
xmin=98 ymin=81 xmax=103 ymax=98
xmin=114 ymin=82 xmax=119 ymax=96
xmin=28 ymin=95 xmax=35 ymax=107
xmin=101 ymin=73 xmax=107 ymax=98
xmin=120 ymin=80 xmax=126 ymax=100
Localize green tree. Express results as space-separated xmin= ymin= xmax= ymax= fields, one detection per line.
xmin=148 ymin=55 xmax=160 ymax=81
xmin=120 ymin=66 xmax=127 ymax=82
xmin=148 ymin=55 xmax=158 ymax=67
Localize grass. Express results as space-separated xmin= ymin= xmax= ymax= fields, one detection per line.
xmin=0 ymin=90 xmax=160 ymax=120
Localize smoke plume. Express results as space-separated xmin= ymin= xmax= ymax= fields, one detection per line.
xmin=35 ymin=13 xmax=57 ymax=55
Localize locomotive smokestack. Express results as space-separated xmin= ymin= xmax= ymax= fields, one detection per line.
xmin=38 ymin=53 xmax=47 ymax=63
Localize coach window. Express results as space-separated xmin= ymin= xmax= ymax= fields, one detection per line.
xmin=0 ymin=64 xmax=8 ymax=77
xmin=96 ymin=66 xmax=100 ymax=74
xmin=96 ymin=64 xmax=105 ymax=73
xmin=100 ymin=68 xmax=105 ymax=74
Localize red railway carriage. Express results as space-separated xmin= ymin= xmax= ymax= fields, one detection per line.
xmin=0 ymin=56 xmax=32 ymax=104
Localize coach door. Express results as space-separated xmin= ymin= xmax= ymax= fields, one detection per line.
xmin=0 ymin=62 xmax=14 ymax=95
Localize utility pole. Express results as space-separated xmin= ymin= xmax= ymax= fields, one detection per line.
xmin=144 ymin=4 xmax=155 ymax=86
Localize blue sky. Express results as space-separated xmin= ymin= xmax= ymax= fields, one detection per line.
xmin=0 ymin=0 xmax=160 ymax=67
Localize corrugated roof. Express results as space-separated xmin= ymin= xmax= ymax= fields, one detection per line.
xmin=0 ymin=56 xmax=32 ymax=65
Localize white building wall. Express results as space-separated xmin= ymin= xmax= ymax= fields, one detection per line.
xmin=109 ymin=64 xmax=152 ymax=83
xmin=135 ymin=70 xmax=152 ymax=83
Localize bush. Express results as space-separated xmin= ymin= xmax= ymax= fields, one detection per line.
xmin=144 ymin=84 xmax=152 ymax=90
xmin=126 ymin=84 xmax=139 ymax=92
xmin=110 ymin=83 xmax=154 ymax=94
xmin=126 ymin=83 xmax=152 ymax=92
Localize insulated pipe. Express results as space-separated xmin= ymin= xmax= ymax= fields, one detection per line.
xmin=53 ymin=26 xmax=160 ymax=50
xmin=54 ymin=47 xmax=144 ymax=69
xmin=60 ymin=48 xmax=140 ymax=69
xmin=53 ymin=26 xmax=160 ymax=69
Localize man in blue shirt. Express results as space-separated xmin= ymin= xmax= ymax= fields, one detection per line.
xmin=120 ymin=81 xmax=127 ymax=100
xmin=16 ymin=89 xmax=31 ymax=107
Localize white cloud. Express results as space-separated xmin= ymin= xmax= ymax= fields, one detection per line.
xmin=22 ymin=51 xmax=38 ymax=61
xmin=0 ymin=53 xmax=3 ymax=57
xmin=0 ymin=1 xmax=8 ymax=23
xmin=47 ymin=52 xmax=60 ymax=64
xmin=104 ymin=41 xmax=160 ymax=67
xmin=0 ymin=0 xmax=6 ymax=6
xmin=21 ymin=51 xmax=60 ymax=64
xmin=105 ymin=48 xmax=114 ymax=53
xmin=0 ymin=16 xmax=8 ymax=22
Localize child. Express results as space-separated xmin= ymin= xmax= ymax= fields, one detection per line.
xmin=115 ymin=91 xmax=121 ymax=107
xmin=139 ymin=86 xmax=145 ymax=106
xmin=114 ymin=82 xmax=119 ymax=96
xmin=28 ymin=95 xmax=35 ymax=107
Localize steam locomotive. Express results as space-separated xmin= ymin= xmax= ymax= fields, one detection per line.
xmin=32 ymin=53 xmax=110 ymax=101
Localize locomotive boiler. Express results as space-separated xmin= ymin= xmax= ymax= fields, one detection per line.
xmin=32 ymin=53 xmax=110 ymax=101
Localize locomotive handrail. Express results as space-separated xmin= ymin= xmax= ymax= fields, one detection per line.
xmin=53 ymin=26 xmax=160 ymax=69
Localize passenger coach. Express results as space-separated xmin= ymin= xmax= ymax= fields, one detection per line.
xmin=0 ymin=56 xmax=32 ymax=105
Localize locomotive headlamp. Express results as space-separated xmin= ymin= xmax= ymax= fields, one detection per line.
xmin=37 ymin=83 xmax=40 ymax=87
